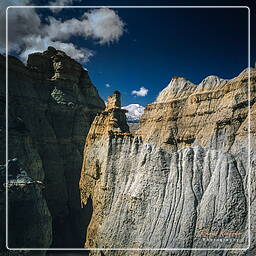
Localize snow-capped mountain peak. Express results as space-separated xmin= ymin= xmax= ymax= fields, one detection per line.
xmin=122 ymin=104 xmax=145 ymax=122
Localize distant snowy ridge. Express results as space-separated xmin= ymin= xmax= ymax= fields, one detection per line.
xmin=122 ymin=104 xmax=145 ymax=122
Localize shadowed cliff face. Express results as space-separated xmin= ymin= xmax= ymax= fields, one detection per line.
xmin=80 ymin=70 xmax=256 ymax=255
xmin=0 ymin=47 xmax=105 ymax=250
xmin=0 ymin=159 xmax=52 ymax=253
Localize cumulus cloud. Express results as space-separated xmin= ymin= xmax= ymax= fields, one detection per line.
xmin=19 ymin=35 xmax=94 ymax=62
xmin=44 ymin=8 xmax=125 ymax=44
xmin=105 ymin=83 xmax=111 ymax=88
xmin=132 ymin=87 xmax=149 ymax=97
xmin=82 ymin=8 xmax=125 ymax=44
xmin=0 ymin=1 xmax=125 ymax=63
xmin=0 ymin=1 xmax=40 ymax=52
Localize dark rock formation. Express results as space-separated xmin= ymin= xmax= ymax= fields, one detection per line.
xmin=0 ymin=159 xmax=51 ymax=255
xmin=0 ymin=47 xmax=105 ymax=249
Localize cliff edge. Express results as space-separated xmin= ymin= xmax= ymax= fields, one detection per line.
xmin=0 ymin=47 xmax=105 ymax=249
xmin=80 ymin=69 xmax=256 ymax=255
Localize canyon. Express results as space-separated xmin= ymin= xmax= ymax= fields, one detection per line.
xmin=0 ymin=48 xmax=255 ymax=256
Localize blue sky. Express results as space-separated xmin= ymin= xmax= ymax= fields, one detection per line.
xmin=1 ymin=0 xmax=255 ymax=106
xmin=83 ymin=7 xmax=250 ymax=106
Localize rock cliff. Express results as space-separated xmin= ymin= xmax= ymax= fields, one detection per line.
xmin=138 ymin=70 xmax=255 ymax=153
xmin=80 ymin=69 xmax=255 ymax=255
xmin=1 ymin=46 xmax=255 ymax=255
xmin=0 ymin=47 xmax=105 ymax=249
xmin=0 ymin=159 xmax=52 ymax=254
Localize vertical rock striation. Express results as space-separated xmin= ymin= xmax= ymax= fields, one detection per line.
xmin=80 ymin=91 xmax=130 ymax=246
xmin=80 ymin=69 xmax=256 ymax=255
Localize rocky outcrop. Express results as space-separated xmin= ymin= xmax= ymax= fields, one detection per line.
xmin=0 ymin=47 xmax=105 ymax=249
xmin=106 ymin=90 xmax=121 ymax=110
xmin=80 ymin=69 xmax=255 ymax=255
xmin=79 ymin=91 xmax=130 ymax=244
xmin=138 ymin=69 xmax=256 ymax=153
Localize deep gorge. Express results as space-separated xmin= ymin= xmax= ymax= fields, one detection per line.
xmin=0 ymin=48 xmax=255 ymax=256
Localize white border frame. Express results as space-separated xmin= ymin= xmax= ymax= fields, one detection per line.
xmin=5 ymin=5 xmax=251 ymax=252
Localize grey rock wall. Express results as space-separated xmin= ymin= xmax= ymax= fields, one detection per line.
xmin=82 ymin=136 xmax=250 ymax=252
xmin=0 ymin=159 xmax=52 ymax=255
xmin=0 ymin=47 xmax=105 ymax=249
xmin=80 ymin=71 xmax=255 ymax=256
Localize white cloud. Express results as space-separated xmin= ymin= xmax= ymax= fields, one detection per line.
xmin=0 ymin=1 xmax=41 ymax=53
xmin=131 ymin=87 xmax=149 ymax=97
xmin=45 ymin=8 xmax=125 ymax=45
xmin=19 ymin=35 xmax=94 ymax=63
xmin=105 ymin=83 xmax=111 ymax=88
xmin=82 ymin=8 xmax=125 ymax=44
xmin=0 ymin=1 xmax=125 ymax=63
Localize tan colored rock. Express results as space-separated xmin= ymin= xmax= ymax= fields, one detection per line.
xmin=106 ymin=90 xmax=121 ymax=110
xmin=79 ymin=91 xmax=130 ymax=245
xmin=80 ymin=69 xmax=255 ymax=255
xmin=137 ymin=70 xmax=256 ymax=153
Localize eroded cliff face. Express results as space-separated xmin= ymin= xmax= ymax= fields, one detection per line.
xmin=80 ymin=70 xmax=255 ymax=255
xmin=0 ymin=47 xmax=105 ymax=249
xmin=138 ymin=70 xmax=255 ymax=153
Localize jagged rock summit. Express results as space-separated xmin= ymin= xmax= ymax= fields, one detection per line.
xmin=138 ymin=69 xmax=255 ymax=153
xmin=156 ymin=74 xmax=228 ymax=103
xmin=106 ymin=90 xmax=121 ymax=110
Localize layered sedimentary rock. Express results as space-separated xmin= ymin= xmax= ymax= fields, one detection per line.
xmin=138 ymin=70 xmax=255 ymax=153
xmin=80 ymin=69 xmax=255 ymax=255
xmin=0 ymin=47 xmax=105 ymax=249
